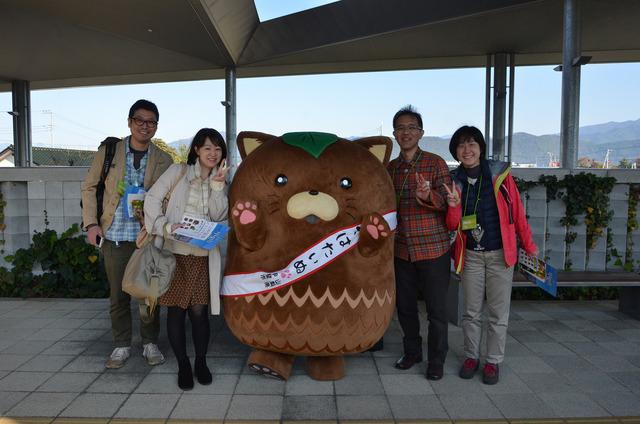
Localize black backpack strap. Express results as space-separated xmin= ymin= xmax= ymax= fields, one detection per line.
xmin=99 ymin=136 xmax=121 ymax=183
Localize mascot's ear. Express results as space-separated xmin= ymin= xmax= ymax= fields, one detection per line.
xmin=354 ymin=136 xmax=393 ymax=166
xmin=237 ymin=131 xmax=276 ymax=159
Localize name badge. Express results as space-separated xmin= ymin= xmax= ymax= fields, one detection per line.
xmin=461 ymin=214 xmax=477 ymax=231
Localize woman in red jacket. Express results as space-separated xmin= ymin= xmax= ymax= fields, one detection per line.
xmin=444 ymin=126 xmax=537 ymax=385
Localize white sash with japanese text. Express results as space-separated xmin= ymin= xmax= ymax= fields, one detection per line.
xmin=220 ymin=211 xmax=397 ymax=297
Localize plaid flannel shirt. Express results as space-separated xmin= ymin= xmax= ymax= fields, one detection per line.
xmin=105 ymin=143 xmax=148 ymax=242
xmin=387 ymin=149 xmax=452 ymax=262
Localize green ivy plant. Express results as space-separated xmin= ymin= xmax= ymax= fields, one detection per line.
xmin=0 ymin=223 xmax=107 ymax=298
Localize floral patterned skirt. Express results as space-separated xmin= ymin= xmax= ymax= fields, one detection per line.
xmin=159 ymin=254 xmax=209 ymax=308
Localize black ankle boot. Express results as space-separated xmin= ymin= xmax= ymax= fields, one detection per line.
xmin=194 ymin=356 xmax=212 ymax=385
xmin=178 ymin=358 xmax=194 ymax=390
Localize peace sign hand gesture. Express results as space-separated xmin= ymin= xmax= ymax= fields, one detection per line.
xmin=443 ymin=181 xmax=461 ymax=207
xmin=415 ymin=172 xmax=431 ymax=202
xmin=212 ymin=159 xmax=230 ymax=183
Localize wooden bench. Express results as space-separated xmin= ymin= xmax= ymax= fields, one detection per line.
xmin=447 ymin=271 xmax=640 ymax=325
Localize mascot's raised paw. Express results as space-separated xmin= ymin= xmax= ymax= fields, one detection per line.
xmin=231 ymin=200 xmax=266 ymax=251
xmin=359 ymin=212 xmax=392 ymax=257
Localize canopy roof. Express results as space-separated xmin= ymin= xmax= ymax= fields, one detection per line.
xmin=1 ymin=0 xmax=639 ymax=90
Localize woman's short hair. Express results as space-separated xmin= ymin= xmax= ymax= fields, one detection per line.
xmin=449 ymin=125 xmax=487 ymax=161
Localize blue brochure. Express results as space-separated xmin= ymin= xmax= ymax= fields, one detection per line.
xmin=518 ymin=249 xmax=558 ymax=297
xmin=172 ymin=214 xmax=229 ymax=250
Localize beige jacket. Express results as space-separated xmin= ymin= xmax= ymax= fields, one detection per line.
xmin=81 ymin=137 xmax=173 ymax=231
xmin=144 ymin=163 xmax=229 ymax=314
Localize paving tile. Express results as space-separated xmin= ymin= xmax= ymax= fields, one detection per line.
xmin=518 ymin=372 xmax=574 ymax=393
xmin=538 ymin=392 xmax=610 ymax=417
xmin=510 ymin=331 xmax=554 ymax=343
xmin=503 ymin=356 xmax=556 ymax=374
xmin=609 ymin=371 xmax=640 ymax=392
xmin=135 ymin=373 xmax=184 ymax=394
xmin=87 ymin=372 xmax=146 ymax=394
xmin=190 ymin=373 xmax=239 ymax=395
xmin=593 ymin=390 xmax=640 ymax=416
xmin=489 ymin=393 xmax=557 ymax=418
xmin=336 ymin=394 xmax=392 ymax=420
xmin=61 ymin=355 xmax=105 ymax=373
xmin=504 ymin=340 xmax=533 ymax=356
xmin=514 ymin=311 xmax=554 ymax=321
xmin=334 ymin=373 xmax=384 ymax=395
xmin=0 ymin=391 xmax=29 ymax=414
xmin=388 ymin=394 xmax=448 ymax=420
xmin=563 ymin=341 xmax=614 ymax=356
xmin=0 ymin=354 xmax=34 ymax=371
xmin=6 ymin=392 xmax=77 ymax=417
xmin=285 ymin=374 xmax=333 ymax=396
xmin=1 ymin=340 xmax=55 ymax=355
xmin=544 ymin=330 xmax=591 ymax=342
xmin=114 ymin=393 xmax=180 ymax=419
xmin=615 ymin=328 xmax=640 ymax=341
xmin=598 ymin=341 xmax=640 ymax=356
xmin=562 ymin=319 xmax=605 ymax=331
xmin=438 ymin=392 xmax=503 ymax=419
xmin=208 ymin=356 xmax=246 ymax=374
xmin=41 ymin=341 xmax=90 ymax=355
xmin=46 ymin=318 xmax=91 ymax=330
xmin=169 ymin=394 xmax=231 ymax=420
xmin=380 ymin=374 xmax=434 ymax=395
xmin=37 ymin=372 xmax=100 ymax=392
xmin=343 ymin=356 xmax=378 ymax=375
xmin=234 ymin=373 xmax=286 ymax=395
xmin=80 ymin=318 xmax=111 ymax=330
xmin=596 ymin=320 xmax=640 ymax=330
xmin=429 ymin=372 xmax=483 ymax=394
xmin=25 ymin=328 xmax=74 ymax=341
xmin=59 ymin=393 xmax=127 ymax=417
xmin=61 ymin=329 xmax=109 ymax=342
xmin=523 ymin=342 xmax=576 ymax=356
xmin=574 ymin=311 xmax=618 ymax=321
xmin=0 ymin=371 xmax=53 ymax=391
xmin=540 ymin=355 xmax=599 ymax=374
xmin=584 ymin=355 xmax=639 ymax=372
xmin=226 ymin=394 xmax=283 ymax=420
xmin=579 ymin=331 xmax=625 ymax=343
xmin=282 ymin=395 xmax=336 ymax=420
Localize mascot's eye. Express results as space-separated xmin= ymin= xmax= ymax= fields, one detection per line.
xmin=275 ymin=174 xmax=288 ymax=186
xmin=339 ymin=177 xmax=352 ymax=189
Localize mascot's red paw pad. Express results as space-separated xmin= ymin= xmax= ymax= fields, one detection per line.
xmin=249 ymin=363 xmax=285 ymax=380
xmin=366 ymin=216 xmax=389 ymax=240
xmin=232 ymin=201 xmax=258 ymax=224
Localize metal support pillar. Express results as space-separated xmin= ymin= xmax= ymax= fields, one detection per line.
xmin=560 ymin=0 xmax=581 ymax=169
xmin=491 ymin=53 xmax=508 ymax=161
xmin=507 ymin=53 xmax=515 ymax=164
xmin=224 ymin=67 xmax=238 ymax=173
xmin=11 ymin=80 xmax=32 ymax=167
xmin=484 ymin=55 xmax=492 ymax=159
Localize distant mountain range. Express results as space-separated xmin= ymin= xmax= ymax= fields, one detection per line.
xmin=409 ymin=118 xmax=640 ymax=166
xmin=164 ymin=120 xmax=640 ymax=166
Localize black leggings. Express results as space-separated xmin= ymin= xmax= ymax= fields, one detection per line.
xmin=166 ymin=304 xmax=210 ymax=363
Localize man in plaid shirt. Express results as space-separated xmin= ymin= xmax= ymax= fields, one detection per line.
xmin=387 ymin=105 xmax=452 ymax=380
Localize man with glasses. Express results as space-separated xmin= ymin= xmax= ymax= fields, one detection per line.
xmin=387 ymin=105 xmax=452 ymax=380
xmin=82 ymin=99 xmax=173 ymax=369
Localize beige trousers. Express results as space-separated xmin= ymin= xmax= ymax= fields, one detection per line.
xmin=461 ymin=249 xmax=514 ymax=364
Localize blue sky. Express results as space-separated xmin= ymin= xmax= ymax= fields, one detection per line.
xmin=0 ymin=1 xmax=639 ymax=150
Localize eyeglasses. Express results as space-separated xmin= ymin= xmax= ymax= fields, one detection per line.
xmin=394 ymin=125 xmax=422 ymax=133
xmin=131 ymin=117 xmax=158 ymax=128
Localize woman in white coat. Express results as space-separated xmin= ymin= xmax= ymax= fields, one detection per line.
xmin=144 ymin=128 xmax=229 ymax=390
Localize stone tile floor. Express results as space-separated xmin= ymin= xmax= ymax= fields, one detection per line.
xmin=0 ymin=298 xmax=639 ymax=423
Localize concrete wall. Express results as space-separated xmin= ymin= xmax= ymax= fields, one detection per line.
xmin=0 ymin=166 xmax=639 ymax=271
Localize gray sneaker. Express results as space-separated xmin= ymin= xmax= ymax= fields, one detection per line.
xmin=143 ymin=343 xmax=165 ymax=366
xmin=106 ymin=347 xmax=131 ymax=369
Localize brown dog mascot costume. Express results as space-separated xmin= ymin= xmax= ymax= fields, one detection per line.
xmin=221 ymin=131 xmax=396 ymax=381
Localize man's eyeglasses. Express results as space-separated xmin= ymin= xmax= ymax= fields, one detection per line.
xmin=394 ymin=125 xmax=422 ymax=133
xmin=131 ymin=117 xmax=158 ymax=128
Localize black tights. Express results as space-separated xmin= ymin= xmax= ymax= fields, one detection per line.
xmin=167 ymin=304 xmax=210 ymax=363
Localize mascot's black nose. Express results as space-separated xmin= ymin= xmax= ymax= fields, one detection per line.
xmin=309 ymin=190 xmax=319 ymax=195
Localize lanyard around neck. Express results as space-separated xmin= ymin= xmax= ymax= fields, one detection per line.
xmin=393 ymin=151 xmax=422 ymax=205
xmin=463 ymin=174 xmax=482 ymax=216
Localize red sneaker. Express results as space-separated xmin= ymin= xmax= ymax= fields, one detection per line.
xmin=459 ymin=358 xmax=479 ymax=379
xmin=482 ymin=362 xmax=499 ymax=385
